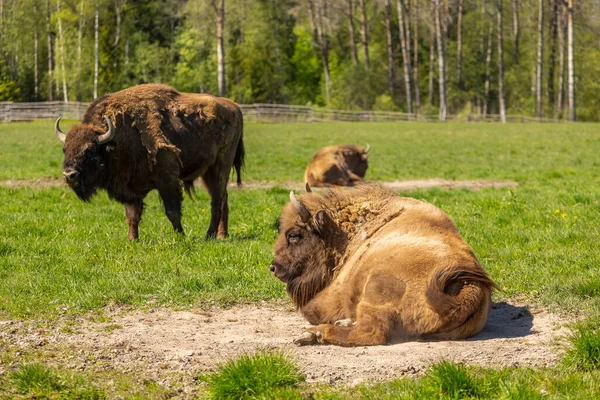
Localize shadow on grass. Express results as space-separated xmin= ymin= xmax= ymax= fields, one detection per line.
xmin=469 ymin=302 xmax=534 ymax=340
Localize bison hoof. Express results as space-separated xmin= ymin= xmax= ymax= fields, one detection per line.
xmin=294 ymin=331 xmax=320 ymax=346
xmin=334 ymin=318 xmax=354 ymax=327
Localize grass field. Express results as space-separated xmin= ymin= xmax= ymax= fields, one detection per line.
xmin=1 ymin=120 xmax=600 ymax=397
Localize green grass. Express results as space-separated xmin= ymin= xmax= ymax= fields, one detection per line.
xmin=8 ymin=363 xmax=106 ymax=398
xmin=200 ymin=350 xmax=305 ymax=399
xmin=1 ymin=121 xmax=600 ymax=318
xmin=2 ymin=120 xmax=600 ymax=397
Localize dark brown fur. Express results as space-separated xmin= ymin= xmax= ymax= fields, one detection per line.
xmin=270 ymin=184 xmax=495 ymax=346
xmin=59 ymin=84 xmax=245 ymax=240
xmin=304 ymin=144 xmax=368 ymax=187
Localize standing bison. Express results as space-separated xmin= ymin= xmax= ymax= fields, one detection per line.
xmin=55 ymin=84 xmax=244 ymax=240
xmin=269 ymin=184 xmax=494 ymax=346
xmin=304 ymin=144 xmax=369 ymax=187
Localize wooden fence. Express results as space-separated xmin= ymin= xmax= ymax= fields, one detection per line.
xmin=0 ymin=101 xmax=563 ymax=124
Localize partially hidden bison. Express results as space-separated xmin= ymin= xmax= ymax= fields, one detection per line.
xmin=304 ymin=144 xmax=369 ymax=187
xmin=269 ymin=184 xmax=495 ymax=346
xmin=55 ymin=83 xmax=244 ymax=240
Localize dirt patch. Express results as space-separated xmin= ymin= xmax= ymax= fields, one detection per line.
xmin=0 ymin=177 xmax=63 ymax=189
xmin=0 ymin=178 xmax=519 ymax=192
xmin=231 ymin=179 xmax=519 ymax=191
xmin=0 ymin=301 xmax=570 ymax=392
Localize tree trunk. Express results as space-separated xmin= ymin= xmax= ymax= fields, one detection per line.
xmin=76 ymin=0 xmax=83 ymax=101
xmin=56 ymin=0 xmax=68 ymax=103
xmin=456 ymin=0 xmax=464 ymax=87
xmin=397 ymin=0 xmax=412 ymax=112
xmin=46 ymin=0 xmax=53 ymax=101
xmin=512 ymin=0 xmax=519 ymax=64
xmin=94 ymin=0 xmax=99 ymax=99
xmin=384 ymin=0 xmax=396 ymax=98
xmin=428 ymin=0 xmax=436 ymax=106
xmin=535 ymin=0 xmax=543 ymax=119
xmin=483 ymin=23 xmax=493 ymax=116
xmin=497 ymin=0 xmax=506 ymax=123
xmin=34 ymin=0 xmax=39 ymax=100
xmin=548 ymin=0 xmax=558 ymax=110
xmin=358 ymin=0 xmax=370 ymax=68
xmin=567 ymin=0 xmax=575 ymax=121
xmin=412 ymin=0 xmax=420 ymax=111
xmin=557 ymin=1 xmax=565 ymax=118
xmin=213 ymin=0 xmax=226 ymax=97
xmin=347 ymin=0 xmax=359 ymax=65
xmin=307 ymin=0 xmax=331 ymax=103
xmin=433 ymin=0 xmax=446 ymax=121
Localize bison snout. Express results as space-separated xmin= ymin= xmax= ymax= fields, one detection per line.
xmin=63 ymin=169 xmax=79 ymax=185
xmin=269 ymin=263 xmax=287 ymax=281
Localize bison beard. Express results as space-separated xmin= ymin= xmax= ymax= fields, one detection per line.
xmin=56 ymin=84 xmax=245 ymax=240
xmin=270 ymin=184 xmax=495 ymax=346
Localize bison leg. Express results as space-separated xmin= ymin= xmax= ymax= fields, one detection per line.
xmin=124 ymin=200 xmax=144 ymax=240
xmin=201 ymin=164 xmax=229 ymax=239
xmin=157 ymin=184 xmax=184 ymax=235
xmin=296 ymin=274 xmax=404 ymax=346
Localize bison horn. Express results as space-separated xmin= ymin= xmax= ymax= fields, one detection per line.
xmin=364 ymin=143 xmax=370 ymax=154
xmin=97 ymin=116 xmax=115 ymax=144
xmin=305 ymin=182 xmax=312 ymax=193
xmin=55 ymin=117 xmax=66 ymax=143
xmin=290 ymin=190 xmax=311 ymax=223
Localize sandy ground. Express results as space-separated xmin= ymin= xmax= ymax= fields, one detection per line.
xmin=0 ymin=177 xmax=519 ymax=192
xmin=0 ymin=300 xmax=570 ymax=393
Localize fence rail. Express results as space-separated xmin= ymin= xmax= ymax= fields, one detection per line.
xmin=0 ymin=101 xmax=563 ymax=124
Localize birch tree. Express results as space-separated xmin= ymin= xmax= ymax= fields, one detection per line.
xmin=33 ymin=0 xmax=39 ymax=100
xmin=535 ymin=0 xmax=543 ymax=118
xmin=46 ymin=0 xmax=53 ymax=101
xmin=56 ymin=0 xmax=68 ymax=103
xmin=512 ymin=0 xmax=518 ymax=63
xmin=397 ymin=0 xmax=412 ymax=112
xmin=567 ymin=0 xmax=575 ymax=121
xmin=346 ymin=0 xmax=359 ymax=65
xmin=384 ymin=0 xmax=396 ymax=98
xmin=93 ymin=0 xmax=99 ymax=99
xmin=456 ymin=0 xmax=464 ymax=87
xmin=557 ymin=1 xmax=566 ymax=117
xmin=412 ymin=0 xmax=420 ymax=110
xmin=433 ymin=0 xmax=446 ymax=121
xmin=358 ymin=0 xmax=370 ymax=68
xmin=212 ymin=0 xmax=226 ymax=97
xmin=307 ymin=0 xmax=331 ymax=103
xmin=497 ymin=0 xmax=506 ymax=122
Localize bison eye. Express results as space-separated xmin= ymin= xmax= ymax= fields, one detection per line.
xmin=288 ymin=233 xmax=303 ymax=244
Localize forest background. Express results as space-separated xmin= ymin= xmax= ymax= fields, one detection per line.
xmin=0 ymin=0 xmax=598 ymax=121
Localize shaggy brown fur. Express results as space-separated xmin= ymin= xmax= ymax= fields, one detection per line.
xmin=270 ymin=184 xmax=495 ymax=346
xmin=58 ymin=84 xmax=245 ymax=240
xmin=304 ymin=144 xmax=369 ymax=187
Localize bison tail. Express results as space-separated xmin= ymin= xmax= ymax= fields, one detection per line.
xmin=425 ymin=265 xmax=496 ymax=338
xmin=233 ymin=122 xmax=245 ymax=187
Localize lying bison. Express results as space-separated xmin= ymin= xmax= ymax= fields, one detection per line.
xmin=270 ymin=184 xmax=495 ymax=346
xmin=304 ymin=144 xmax=369 ymax=187
xmin=55 ymin=83 xmax=244 ymax=240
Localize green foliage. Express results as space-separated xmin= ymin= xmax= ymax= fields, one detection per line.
xmin=200 ymin=350 xmax=305 ymax=399
xmin=0 ymin=79 xmax=22 ymax=101
xmin=0 ymin=0 xmax=598 ymax=119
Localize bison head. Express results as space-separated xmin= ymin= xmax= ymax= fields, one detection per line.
xmin=55 ymin=116 xmax=115 ymax=201
xmin=270 ymin=189 xmax=346 ymax=308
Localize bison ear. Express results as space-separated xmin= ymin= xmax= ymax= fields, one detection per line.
xmin=313 ymin=210 xmax=336 ymax=237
